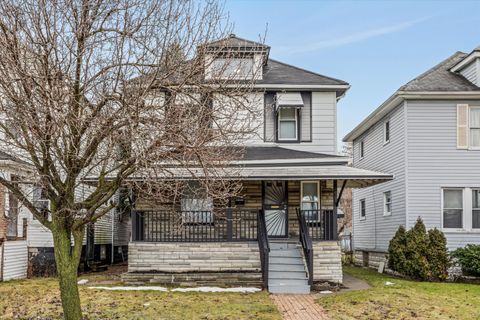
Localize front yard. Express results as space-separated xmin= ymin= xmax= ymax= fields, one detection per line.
xmin=319 ymin=266 xmax=480 ymax=320
xmin=0 ymin=271 xmax=280 ymax=320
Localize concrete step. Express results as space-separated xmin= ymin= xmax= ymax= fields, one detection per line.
xmin=269 ymin=278 xmax=309 ymax=286
xmin=268 ymin=284 xmax=310 ymax=294
xmin=269 ymin=249 xmax=302 ymax=258
xmin=269 ymin=270 xmax=307 ymax=280
xmin=270 ymin=256 xmax=304 ymax=265
xmin=269 ymin=242 xmax=300 ymax=250
xmin=269 ymin=264 xmax=306 ymax=272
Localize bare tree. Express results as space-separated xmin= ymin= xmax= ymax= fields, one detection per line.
xmin=0 ymin=0 xmax=260 ymax=318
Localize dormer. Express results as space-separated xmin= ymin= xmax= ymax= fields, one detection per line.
xmin=202 ymin=34 xmax=270 ymax=81
xmin=451 ymin=47 xmax=480 ymax=86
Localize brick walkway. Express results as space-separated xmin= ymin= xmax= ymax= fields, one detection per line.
xmin=271 ymin=294 xmax=330 ymax=320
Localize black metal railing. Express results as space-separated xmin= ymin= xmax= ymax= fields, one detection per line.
xmin=132 ymin=208 xmax=259 ymax=242
xmin=297 ymin=208 xmax=313 ymax=286
xmin=300 ymin=209 xmax=337 ymax=241
xmin=257 ymin=209 xmax=270 ymax=289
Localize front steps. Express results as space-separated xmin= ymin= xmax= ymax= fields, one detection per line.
xmin=268 ymin=240 xmax=310 ymax=294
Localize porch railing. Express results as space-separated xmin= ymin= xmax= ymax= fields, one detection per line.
xmin=299 ymin=209 xmax=336 ymax=241
xmin=257 ymin=209 xmax=270 ymax=289
xmin=296 ymin=208 xmax=313 ymax=285
xmin=132 ymin=208 xmax=259 ymax=242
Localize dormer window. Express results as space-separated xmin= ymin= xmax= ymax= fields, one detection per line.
xmin=211 ymin=57 xmax=255 ymax=80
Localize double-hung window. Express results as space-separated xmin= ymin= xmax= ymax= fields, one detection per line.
xmin=442 ymin=189 xmax=463 ymax=229
xmin=383 ymin=191 xmax=392 ymax=216
xmin=301 ymin=181 xmax=319 ymax=221
xmin=278 ymin=108 xmax=298 ymax=141
xmin=360 ymin=199 xmax=366 ymax=220
xmin=470 ymin=107 xmax=480 ymax=148
xmin=473 ymin=189 xmax=480 ymax=229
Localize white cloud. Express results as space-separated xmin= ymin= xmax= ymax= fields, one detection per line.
xmin=278 ymin=17 xmax=430 ymax=55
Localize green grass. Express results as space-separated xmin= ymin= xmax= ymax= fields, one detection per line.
xmin=319 ymin=266 xmax=480 ymax=320
xmin=0 ymin=276 xmax=280 ymax=320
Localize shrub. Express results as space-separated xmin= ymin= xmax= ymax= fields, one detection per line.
xmin=451 ymin=244 xmax=480 ymax=277
xmin=387 ymin=218 xmax=450 ymax=281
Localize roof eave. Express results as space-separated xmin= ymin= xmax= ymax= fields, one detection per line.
xmin=450 ymin=51 xmax=480 ymax=72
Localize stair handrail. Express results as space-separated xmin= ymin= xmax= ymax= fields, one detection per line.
xmin=257 ymin=209 xmax=270 ymax=289
xmin=297 ymin=208 xmax=313 ymax=286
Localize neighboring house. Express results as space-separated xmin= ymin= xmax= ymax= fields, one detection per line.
xmin=0 ymin=149 xmax=129 ymax=280
xmin=120 ymin=35 xmax=391 ymax=294
xmin=344 ymin=47 xmax=480 ymax=269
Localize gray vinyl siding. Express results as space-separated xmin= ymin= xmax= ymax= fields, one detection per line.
xmin=406 ymin=100 xmax=480 ymax=250
xmin=352 ymin=102 xmax=406 ymax=252
xmin=459 ymin=60 xmax=479 ymax=86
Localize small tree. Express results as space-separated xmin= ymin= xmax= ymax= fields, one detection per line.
xmin=427 ymin=228 xmax=450 ymax=281
xmin=387 ymin=225 xmax=407 ymax=271
xmin=404 ymin=218 xmax=430 ymax=280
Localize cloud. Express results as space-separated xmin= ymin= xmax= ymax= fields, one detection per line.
xmin=278 ymin=17 xmax=430 ymax=55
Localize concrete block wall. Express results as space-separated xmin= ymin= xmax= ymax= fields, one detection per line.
xmin=354 ymin=250 xmax=388 ymax=270
xmin=128 ymin=242 xmax=261 ymax=273
xmin=312 ymin=241 xmax=342 ymax=284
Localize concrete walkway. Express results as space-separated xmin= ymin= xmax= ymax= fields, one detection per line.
xmin=271 ymin=294 xmax=330 ymax=320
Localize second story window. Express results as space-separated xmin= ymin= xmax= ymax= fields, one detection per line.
xmin=470 ymin=107 xmax=480 ymax=148
xmin=383 ymin=191 xmax=392 ymax=216
xmin=360 ymin=199 xmax=366 ymax=220
xmin=278 ymin=108 xmax=298 ymax=141
xmin=384 ymin=120 xmax=390 ymax=144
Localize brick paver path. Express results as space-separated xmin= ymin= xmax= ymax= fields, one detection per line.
xmin=271 ymin=294 xmax=330 ymax=320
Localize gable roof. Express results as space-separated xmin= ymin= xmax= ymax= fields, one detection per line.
xmin=204 ymin=34 xmax=270 ymax=51
xmin=343 ymin=51 xmax=480 ymax=142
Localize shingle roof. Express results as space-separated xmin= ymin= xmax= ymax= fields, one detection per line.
xmin=258 ymin=59 xmax=348 ymax=86
xmin=399 ymin=52 xmax=480 ymax=92
xmin=204 ymin=34 xmax=270 ymax=51
xmin=242 ymin=146 xmax=344 ymax=161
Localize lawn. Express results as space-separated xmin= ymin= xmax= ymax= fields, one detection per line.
xmin=319 ymin=266 xmax=480 ymax=320
xmin=0 ymin=272 xmax=280 ymax=319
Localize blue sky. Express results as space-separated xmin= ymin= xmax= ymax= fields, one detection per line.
xmin=224 ymin=0 xmax=480 ymax=149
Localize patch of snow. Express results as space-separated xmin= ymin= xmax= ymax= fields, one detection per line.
xmin=385 ymin=281 xmax=395 ymax=286
xmin=88 ymin=286 xmax=168 ymax=291
xmin=77 ymin=279 xmax=89 ymax=285
xmin=143 ymin=303 xmax=151 ymax=307
xmin=171 ymin=287 xmax=261 ymax=293
xmin=319 ymin=290 xmax=333 ymax=294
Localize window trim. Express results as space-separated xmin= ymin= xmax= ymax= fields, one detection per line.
xmin=383 ymin=191 xmax=392 ymax=216
xmin=383 ymin=120 xmax=390 ymax=145
xmin=300 ymin=181 xmax=320 ymax=211
xmin=441 ymin=188 xmax=464 ymax=231
xmin=277 ymin=107 xmax=299 ymax=142
xmin=469 ymin=106 xmax=480 ymax=150
xmin=359 ymin=198 xmax=366 ymax=221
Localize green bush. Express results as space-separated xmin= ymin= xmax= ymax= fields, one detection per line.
xmin=451 ymin=244 xmax=480 ymax=277
xmin=388 ymin=218 xmax=450 ymax=281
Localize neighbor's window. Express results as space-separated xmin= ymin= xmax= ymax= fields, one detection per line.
xmin=278 ymin=108 xmax=298 ymax=141
xmin=360 ymin=199 xmax=366 ymax=220
xmin=211 ymin=58 xmax=254 ymax=80
xmin=384 ymin=120 xmax=390 ymax=144
xmin=470 ymin=107 xmax=480 ymax=148
xmin=443 ymin=189 xmax=463 ymax=229
xmin=473 ymin=189 xmax=480 ymax=229
xmin=383 ymin=191 xmax=392 ymax=216
xmin=360 ymin=140 xmax=365 ymax=158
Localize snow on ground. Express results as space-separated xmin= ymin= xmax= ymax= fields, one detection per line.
xmin=88 ymin=286 xmax=261 ymax=293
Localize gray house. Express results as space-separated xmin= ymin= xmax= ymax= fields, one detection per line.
xmin=119 ymin=35 xmax=392 ymax=294
xmin=344 ymin=47 xmax=480 ymax=268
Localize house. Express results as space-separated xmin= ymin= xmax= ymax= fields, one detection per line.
xmin=0 ymin=148 xmax=129 ymax=280
xmin=343 ymin=47 xmax=480 ymax=269
xmin=120 ymin=35 xmax=392 ymax=294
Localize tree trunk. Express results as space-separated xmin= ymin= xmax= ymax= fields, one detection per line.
xmin=52 ymin=225 xmax=84 ymax=320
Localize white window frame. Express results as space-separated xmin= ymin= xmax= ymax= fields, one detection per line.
xmin=360 ymin=199 xmax=366 ymax=220
xmin=472 ymin=188 xmax=480 ymax=230
xmin=360 ymin=140 xmax=365 ymax=159
xmin=277 ymin=107 xmax=298 ymax=141
xmin=383 ymin=191 xmax=392 ymax=216
xmin=384 ymin=120 xmax=390 ymax=145
xmin=441 ymin=188 xmax=464 ymax=231
xmin=469 ymin=106 xmax=480 ymax=150
xmin=300 ymin=181 xmax=320 ymax=213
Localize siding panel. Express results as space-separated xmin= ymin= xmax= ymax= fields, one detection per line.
xmin=2 ymin=240 xmax=28 ymax=280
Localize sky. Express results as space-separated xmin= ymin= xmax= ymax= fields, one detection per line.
xmin=223 ymin=0 xmax=480 ymax=149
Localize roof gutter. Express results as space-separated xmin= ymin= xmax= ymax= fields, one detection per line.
xmin=343 ymin=90 xmax=480 ymax=142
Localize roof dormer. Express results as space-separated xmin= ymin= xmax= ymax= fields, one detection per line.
xmin=450 ymin=47 xmax=480 ymax=86
xmin=202 ymin=34 xmax=270 ymax=81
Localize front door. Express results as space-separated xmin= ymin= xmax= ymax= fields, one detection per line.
xmin=263 ymin=181 xmax=288 ymax=238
